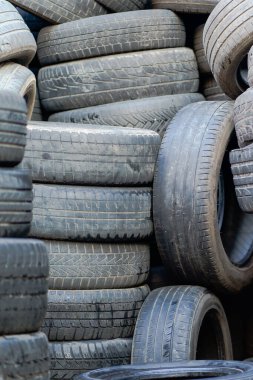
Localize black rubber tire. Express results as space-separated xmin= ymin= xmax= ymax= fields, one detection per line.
xmin=46 ymin=240 xmax=150 ymax=290
xmin=234 ymin=88 xmax=253 ymax=148
xmin=152 ymin=0 xmax=219 ymax=13
xmin=31 ymin=89 xmax=43 ymax=121
xmin=230 ymin=147 xmax=253 ymax=213
xmin=22 ymin=122 xmax=160 ymax=185
xmin=0 ymin=1 xmax=36 ymax=65
xmin=49 ymin=94 xmax=204 ymax=137
xmin=203 ymin=0 xmax=253 ymax=99
xmin=0 ymin=168 xmax=32 ymax=237
xmin=0 ymin=239 xmax=48 ymax=334
xmin=132 ymin=286 xmax=232 ymax=363
xmin=42 ymin=286 xmax=149 ymax=341
xmin=97 ymin=0 xmax=147 ymax=12
xmin=37 ymin=10 xmax=185 ymax=66
xmin=9 ymin=0 xmax=107 ymax=24
xmin=38 ymin=48 xmax=199 ymax=112
xmin=153 ymin=101 xmax=253 ymax=293
xmin=202 ymin=77 xmax=230 ymax=101
xmin=0 ymin=332 xmax=50 ymax=380
xmin=0 ymin=91 xmax=27 ymax=166
xmin=31 ymin=185 xmax=153 ymax=241
xmin=193 ymin=24 xmax=211 ymax=75
xmin=50 ymin=339 xmax=132 ymax=379
xmin=148 ymin=266 xmax=170 ymax=290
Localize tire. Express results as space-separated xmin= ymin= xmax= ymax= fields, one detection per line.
xmin=0 ymin=239 xmax=48 ymax=335
xmin=0 ymin=91 xmax=27 ymax=166
xmin=50 ymin=339 xmax=132 ymax=379
xmin=22 ymin=122 xmax=161 ymax=185
xmin=46 ymin=241 xmax=150 ymax=290
xmin=9 ymin=0 xmax=107 ymax=24
xmin=38 ymin=48 xmax=199 ymax=112
xmin=0 ymin=333 xmax=49 ymax=380
xmin=42 ymin=286 xmax=149 ymax=341
xmin=248 ymin=46 xmax=253 ymax=87
xmin=0 ymin=168 xmax=32 ymax=237
xmin=152 ymin=0 xmax=219 ymax=13
xmin=153 ymin=101 xmax=253 ymax=293
xmin=0 ymin=62 xmax=36 ymax=120
xmin=49 ymin=94 xmax=204 ymax=137
xmin=202 ymin=76 xmax=230 ymax=101
xmin=148 ymin=266 xmax=170 ymax=290
xmin=31 ymin=185 xmax=153 ymax=241
xmin=203 ymin=0 xmax=253 ymax=99
xmin=230 ymin=146 xmax=253 ymax=213
xmin=132 ymin=286 xmax=232 ymax=363
xmin=97 ymin=0 xmax=147 ymax=12
xmin=193 ymin=24 xmax=211 ymax=75
xmin=0 ymin=0 xmax=36 ymax=65
xmin=37 ymin=10 xmax=186 ymax=66
xmin=234 ymin=88 xmax=253 ymax=148
xmin=32 ymin=89 xmax=43 ymax=121
xmin=17 ymin=7 xmax=50 ymax=31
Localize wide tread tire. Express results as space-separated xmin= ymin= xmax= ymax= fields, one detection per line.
xmin=234 ymin=88 xmax=253 ymax=148
xmin=152 ymin=0 xmax=219 ymax=13
xmin=193 ymin=24 xmax=211 ymax=74
xmin=31 ymin=185 xmax=153 ymax=241
xmin=38 ymin=48 xmax=199 ymax=112
xmin=97 ymin=0 xmax=147 ymax=12
xmin=202 ymin=77 xmax=229 ymax=101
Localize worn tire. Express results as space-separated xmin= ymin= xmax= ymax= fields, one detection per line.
xmin=153 ymin=0 xmax=219 ymax=13
xmin=202 ymin=77 xmax=229 ymax=101
xmin=248 ymin=46 xmax=253 ymax=86
xmin=32 ymin=89 xmax=43 ymax=121
xmin=0 ymin=333 xmax=49 ymax=380
xmin=97 ymin=0 xmax=147 ymax=12
xmin=193 ymin=24 xmax=211 ymax=75
xmin=22 ymin=122 xmax=160 ymax=185
xmin=203 ymin=0 xmax=253 ymax=99
xmin=0 ymin=62 xmax=36 ymax=119
xmin=50 ymin=339 xmax=131 ymax=379
xmin=46 ymin=241 xmax=150 ymax=290
xmin=31 ymin=185 xmax=152 ymax=241
xmin=234 ymin=88 xmax=253 ymax=148
xmin=37 ymin=10 xmax=185 ymax=66
xmin=132 ymin=286 xmax=232 ymax=363
xmin=9 ymin=0 xmax=107 ymax=24
xmin=49 ymin=94 xmax=204 ymax=137
xmin=153 ymin=101 xmax=253 ymax=293
xmin=38 ymin=48 xmax=199 ymax=112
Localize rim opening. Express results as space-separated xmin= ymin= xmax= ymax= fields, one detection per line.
xmin=236 ymin=55 xmax=249 ymax=92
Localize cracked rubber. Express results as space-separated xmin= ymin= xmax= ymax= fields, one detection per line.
xmin=234 ymin=88 xmax=253 ymax=148
xmin=152 ymin=0 xmax=219 ymax=13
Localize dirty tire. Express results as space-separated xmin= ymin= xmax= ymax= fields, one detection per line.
xmin=193 ymin=24 xmax=211 ymax=74
xmin=9 ymin=0 xmax=107 ymax=24
xmin=50 ymin=339 xmax=131 ymax=379
xmin=97 ymin=0 xmax=147 ymax=12
xmin=234 ymin=88 xmax=253 ymax=148
xmin=32 ymin=89 xmax=43 ymax=121
xmin=0 ymin=91 xmax=27 ymax=166
xmin=37 ymin=10 xmax=186 ymax=66
xmin=46 ymin=241 xmax=150 ymax=290
xmin=202 ymin=77 xmax=230 ymax=101
xmin=0 ymin=168 xmax=32 ymax=237
xmin=203 ymin=0 xmax=253 ymax=99
xmin=49 ymin=94 xmax=204 ymax=137
xmin=132 ymin=286 xmax=232 ymax=363
xmin=22 ymin=122 xmax=161 ymax=185
xmin=0 ymin=333 xmax=49 ymax=380
xmin=31 ymin=185 xmax=153 ymax=241
xmin=0 ymin=62 xmax=36 ymax=120
xmin=0 ymin=0 xmax=36 ymax=65
xmin=38 ymin=48 xmax=199 ymax=112
xmin=153 ymin=0 xmax=219 ymax=13
xmin=153 ymin=101 xmax=253 ymax=293
xmin=148 ymin=266 xmax=170 ymax=290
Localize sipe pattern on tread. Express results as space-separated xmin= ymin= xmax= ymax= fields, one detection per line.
xmin=97 ymin=0 xmax=148 ymax=12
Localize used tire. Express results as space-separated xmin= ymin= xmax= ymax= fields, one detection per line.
xmin=0 ymin=91 xmax=27 ymax=166
xmin=32 ymin=89 xmax=43 ymax=121
xmin=202 ymin=76 xmax=230 ymax=101
xmin=50 ymin=339 xmax=132 ymax=379
xmin=31 ymin=185 xmax=153 ymax=241
xmin=148 ymin=266 xmax=170 ymax=290
xmin=22 ymin=122 xmax=161 ymax=185
xmin=0 ymin=333 xmax=49 ymax=380
xmin=46 ymin=241 xmax=150 ymax=290
xmin=0 ymin=168 xmax=32 ymax=237
xmin=193 ymin=24 xmax=211 ymax=74
xmin=37 ymin=10 xmax=186 ymax=66
xmin=248 ymin=46 xmax=253 ymax=86
xmin=203 ymin=0 xmax=253 ymax=99
xmin=49 ymin=94 xmax=204 ymax=137
xmin=97 ymin=0 xmax=148 ymax=12
xmin=0 ymin=239 xmax=48 ymax=334
xmin=234 ymin=88 xmax=253 ymax=148
xmin=38 ymin=48 xmax=199 ymax=112
xmin=132 ymin=286 xmax=232 ymax=363
xmin=153 ymin=101 xmax=253 ymax=293
xmin=153 ymin=0 xmax=219 ymax=13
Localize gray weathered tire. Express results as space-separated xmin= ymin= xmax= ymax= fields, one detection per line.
xmin=153 ymin=101 xmax=253 ymax=293
xmin=203 ymin=0 xmax=253 ymax=99
xmin=193 ymin=24 xmax=211 ymax=74
xmin=132 ymin=286 xmax=232 ymax=363
xmin=0 ymin=0 xmax=36 ymax=65
xmin=37 ymin=10 xmax=185 ymax=66
xmin=8 ymin=0 xmax=107 ymax=24
xmin=153 ymin=0 xmax=219 ymax=13
xmin=0 ymin=62 xmax=36 ymax=119
xmin=38 ymin=48 xmax=199 ymax=112
xmin=42 ymin=286 xmax=149 ymax=341
xmin=234 ymin=88 xmax=253 ymax=148
xmin=248 ymin=46 xmax=253 ymax=86
xmin=22 ymin=122 xmax=161 ymax=185
xmin=32 ymin=88 xmax=43 ymax=121
xmin=49 ymin=94 xmax=204 ymax=137
xmin=0 ymin=333 xmax=50 ymax=380
xmin=0 ymin=169 xmax=32 ymax=237
xmin=31 ymin=185 xmax=153 ymax=241
xmin=46 ymin=241 xmax=150 ymax=290
xmin=50 ymin=339 xmax=131 ymax=379
xmin=202 ymin=77 xmax=230 ymax=101
xmin=0 ymin=239 xmax=48 ymax=334
xmin=97 ymin=0 xmax=147 ymax=12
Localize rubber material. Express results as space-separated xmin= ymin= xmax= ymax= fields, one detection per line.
xmin=32 ymin=89 xmax=43 ymax=121
xmin=234 ymin=88 xmax=253 ymax=148
xmin=148 ymin=266 xmax=170 ymax=290
xmin=193 ymin=24 xmax=211 ymax=74
xmin=202 ymin=77 xmax=229 ymax=101
xmin=97 ymin=0 xmax=148 ymax=12
xmin=153 ymin=0 xmax=219 ymax=13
